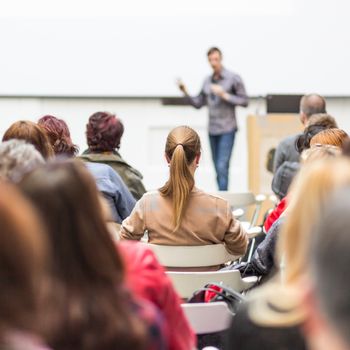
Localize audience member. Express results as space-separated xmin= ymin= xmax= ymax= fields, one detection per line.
xmin=85 ymin=162 xmax=136 ymax=225
xmin=273 ymin=94 xmax=326 ymax=172
xmin=310 ymin=128 xmax=349 ymax=147
xmin=38 ymin=115 xmax=79 ymax=156
xmin=38 ymin=114 xmax=136 ymax=225
xmin=228 ymin=157 xmax=350 ymax=350
xmin=120 ymin=125 xmax=248 ymax=259
xmin=303 ymin=188 xmax=350 ymax=350
xmin=2 ymin=121 xmax=53 ymax=159
xmin=80 ymin=111 xmax=146 ymax=200
xmin=19 ymin=160 xmax=166 ymax=350
xmin=306 ymin=113 xmax=338 ymax=128
xmin=272 ymin=113 xmax=335 ymax=199
xmin=0 ymin=183 xmax=50 ymax=350
xmin=0 ymin=139 xmax=44 ymax=182
xmin=266 ymin=144 xmax=341 ymax=231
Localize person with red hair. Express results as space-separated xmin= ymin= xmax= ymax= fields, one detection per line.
xmin=38 ymin=115 xmax=79 ymax=157
xmin=80 ymin=111 xmax=146 ymax=200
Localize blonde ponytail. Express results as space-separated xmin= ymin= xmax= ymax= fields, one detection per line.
xmin=159 ymin=126 xmax=201 ymax=231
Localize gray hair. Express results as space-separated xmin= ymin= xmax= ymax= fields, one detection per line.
xmin=310 ymin=187 xmax=350 ymax=347
xmin=0 ymin=139 xmax=45 ymax=182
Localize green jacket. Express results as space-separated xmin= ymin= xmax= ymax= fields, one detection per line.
xmin=79 ymin=151 xmax=146 ymax=200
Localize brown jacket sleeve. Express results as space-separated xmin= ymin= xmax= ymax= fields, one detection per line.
xmin=120 ymin=196 xmax=146 ymax=241
xmin=223 ymin=202 xmax=248 ymax=256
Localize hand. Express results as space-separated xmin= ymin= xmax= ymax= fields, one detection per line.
xmin=176 ymin=78 xmax=188 ymax=95
xmin=210 ymin=84 xmax=225 ymax=97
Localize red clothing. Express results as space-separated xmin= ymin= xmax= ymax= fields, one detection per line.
xmin=264 ymin=197 xmax=288 ymax=232
xmin=118 ymin=241 xmax=196 ymax=350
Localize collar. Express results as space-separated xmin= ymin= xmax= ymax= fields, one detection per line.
xmin=212 ymin=67 xmax=226 ymax=81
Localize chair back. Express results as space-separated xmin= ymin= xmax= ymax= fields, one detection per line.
xmin=182 ymin=302 xmax=233 ymax=334
xmin=146 ymin=243 xmax=239 ymax=268
xmin=168 ymin=270 xmax=257 ymax=298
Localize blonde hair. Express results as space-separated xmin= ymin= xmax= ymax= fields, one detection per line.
xmin=300 ymin=144 xmax=341 ymax=164
xmin=310 ymin=128 xmax=348 ymax=148
xmin=159 ymin=126 xmax=201 ymax=231
xmin=278 ymin=157 xmax=350 ymax=284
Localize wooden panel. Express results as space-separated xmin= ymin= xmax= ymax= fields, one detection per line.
xmin=247 ymin=114 xmax=303 ymax=194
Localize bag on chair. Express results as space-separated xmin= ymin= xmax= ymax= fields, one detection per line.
xmin=187 ymin=283 xmax=246 ymax=314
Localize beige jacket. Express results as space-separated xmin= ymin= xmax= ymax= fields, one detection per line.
xmin=120 ymin=188 xmax=248 ymax=257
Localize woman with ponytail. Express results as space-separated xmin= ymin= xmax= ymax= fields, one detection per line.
xmin=120 ymin=126 xmax=248 ymax=257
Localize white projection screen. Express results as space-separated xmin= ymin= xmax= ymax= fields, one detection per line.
xmin=0 ymin=0 xmax=349 ymax=97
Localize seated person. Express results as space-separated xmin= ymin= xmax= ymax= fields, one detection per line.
xmin=38 ymin=114 xmax=136 ymax=224
xmin=0 ymin=183 xmax=51 ymax=350
xmin=310 ymin=128 xmax=349 ymax=148
xmin=38 ymin=115 xmax=79 ymax=157
xmin=2 ymin=120 xmax=53 ymax=159
xmin=0 ymin=139 xmax=44 ymax=182
xmin=19 ymin=159 xmax=194 ymax=350
xmin=80 ymin=112 xmax=146 ymax=200
xmin=120 ymin=125 xmax=248 ymax=258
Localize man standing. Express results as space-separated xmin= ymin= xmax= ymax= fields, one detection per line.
xmin=273 ymin=94 xmax=326 ymax=172
xmin=178 ymin=47 xmax=248 ymax=191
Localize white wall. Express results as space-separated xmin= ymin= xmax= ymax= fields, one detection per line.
xmin=0 ymin=97 xmax=349 ymax=193
xmin=0 ymin=0 xmax=350 ymax=96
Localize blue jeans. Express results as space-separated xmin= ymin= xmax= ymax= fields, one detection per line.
xmin=209 ymin=130 xmax=236 ymax=190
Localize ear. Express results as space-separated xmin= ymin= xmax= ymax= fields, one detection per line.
xmin=195 ymin=152 xmax=201 ymax=165
xmin=300 ymin=112 xmax=307 ymax=126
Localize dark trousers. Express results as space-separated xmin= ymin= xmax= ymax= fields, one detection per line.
xmin=209 ymin=130 xmax=236 ymax=191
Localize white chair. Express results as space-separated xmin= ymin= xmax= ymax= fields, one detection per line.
xmin=211 ymin=191 xmax=266 ymax=228
xmin=211 ymin=191 xmax=267 ymax=263
xmin=146 ymin=243 xmax=257 ymax=298
xmin=146 ymin=243 xmax=240 ymax=268
xmin=182 ymin=302 xmax=233 ymax=335
xmin=168 ymin=270 xmax=257 ymax=299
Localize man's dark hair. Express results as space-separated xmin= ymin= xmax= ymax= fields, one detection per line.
xmin=310 ymin=187 xmax=350 ymax=347
xmin=295 ymin=124 xmax=328 ymax=153
xmin=207 ymin=47 xmax=222 ymax=57
xmin=300 ymin=94 xmax=327 ymax=118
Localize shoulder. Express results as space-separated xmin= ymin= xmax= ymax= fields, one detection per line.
xmin=279 ymin=133 xmax=300 ymax=147
xmin=193 ymin=189 xmax=230 ymax=208
xmin=224 ymin=68 xmax=244 ymax=81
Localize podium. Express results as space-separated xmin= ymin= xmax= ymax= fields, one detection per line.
xmin=247 ymin=114 xmax=303 ymax=195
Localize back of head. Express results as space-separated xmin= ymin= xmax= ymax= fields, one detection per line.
xmin=19 ymin=159 xmax=123 ymax=285
xmin=278 ymin=157 xmax=350 ymax=283
xmin=159 ymin=125 xmax=201 ymax=231
xmin=295 ymin=124 xmax=328 ymax=153
xmin=300 ymin=94 xmax=326 ymax=118
xmin=19 ymin=159 xmax=146 ymax=349
xmin=86 ymin=112 xmax=124 ymax=152
xmin=301 ymin=144 xmax=341 ymax=164
xmin=0 ymin=182 xmax=48 ymax=337
xmin=310 ymin=188 xmax=350 ymax=348
xmin=310 ymin=128 xmax=349 ymax=148
xmin=0 ymin=139 xmax=44 ymax=182
xmin=307 ymin=113 xmax=338 ymax=128
xmin=2 ymin=120 xmax=53 ymax=159
xmin=38 ymin=115 xmax=79 ymax=157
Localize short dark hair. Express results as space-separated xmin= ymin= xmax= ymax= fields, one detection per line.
xmin=295 ymin=124 xmax=328 ymax=153
xmin=300 ymin=94 xmax=326 ymax=118
xmin=207 ymin=47 xmax=222 ymax=57
xmin=310 ymin=187 xmax=350 ymax=347
xmin=86 ymin=112 xmax=124 ymax=152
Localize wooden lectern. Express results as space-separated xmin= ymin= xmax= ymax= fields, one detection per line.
xmin=247 ymin=114 xmax=303 ymax=195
